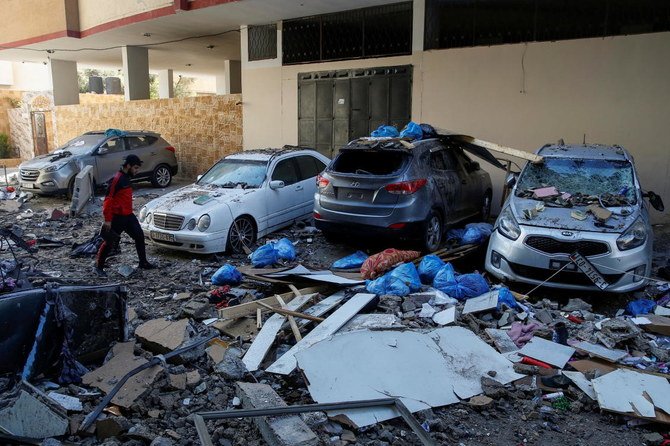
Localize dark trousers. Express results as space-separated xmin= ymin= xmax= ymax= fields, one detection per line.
xmin=96 ymin=214 xmax=147 ymax=268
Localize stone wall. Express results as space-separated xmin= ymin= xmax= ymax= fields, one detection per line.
xmin=0 ymin=90 xmax=24 ymax=140
xmin=53 ymin=94 xmax=243 ymax=178
xmin=79 ymin=93 xmax=125 ymax=105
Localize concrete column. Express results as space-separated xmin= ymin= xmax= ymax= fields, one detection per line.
xmin=412 ymin=0 xmax=426 ymax=52
xmin=158 ymin=69 xmax=174 ymax=98
xmin=122 ymin=46 xmax=150 ymax=101
xmin=49 ymin=59 xmax=79 ymax=106
xmin=216 ymin=60 xmax=242 ymax=95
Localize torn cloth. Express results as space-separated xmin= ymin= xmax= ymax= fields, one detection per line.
xmin=508 ymin=322 xmax=541 ymax=348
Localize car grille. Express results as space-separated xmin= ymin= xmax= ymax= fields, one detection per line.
xmin=524 ymin=236 xmax=609 ymax=257
xmin=508 ymin=262 xmax=623 ymax=287
xmin=153 ymin=213 xmax=184 ymax=231
xmin=20 ymin=169 xmax=39 ymax=182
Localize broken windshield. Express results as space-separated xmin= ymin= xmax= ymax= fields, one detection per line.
xmin=516 ymin=158 xmax=636 ymax=204
xmin=55 ymin=134 xmax=107 ymax=156
xmin=197 ymin=159 xmax=267 ymax=188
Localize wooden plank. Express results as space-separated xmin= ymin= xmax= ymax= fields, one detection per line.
xmin=266 ymin=293 xmax=377 ymax=375
xmin=257 ymin=302 xmax=325 ymax=323
xmin=276 ymin=295 xmax=302 ymax=341
xmin=459 ymin=135 xmax=544 ymax=164
xmin=241 ymin=293 xmax=317 ymax=372
xmin=216 ymin=286 xmax=326 ymax=320
xmin=298 ymin=290 xmax=347 ymax=328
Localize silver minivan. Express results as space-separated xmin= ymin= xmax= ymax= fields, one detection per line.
xmin=486 ymin=144 xmax=664 ymax=292
xmin=18 ymin=130 xmax=178 ymax=197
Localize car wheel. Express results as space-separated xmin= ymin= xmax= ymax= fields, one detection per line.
xmin=227 ymin=216 xmax=256 ymax=254
xmin=151 ymin=164 xmax=172 ymax=188
xmin=479 ymin=190 xmax=492 ymax=221
xmin=423 ymin=211 xmax=442 ymax=253
xmin=66 ymin=176 xmax=76 ymax=200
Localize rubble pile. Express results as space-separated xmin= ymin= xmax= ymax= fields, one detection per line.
xmin=0 ymin=191 xmax=669 ymax=445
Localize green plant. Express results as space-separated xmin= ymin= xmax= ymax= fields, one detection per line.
xmin=0 ymin=133 xmax=13 ymax=158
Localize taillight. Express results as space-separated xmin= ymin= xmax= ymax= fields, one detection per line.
xmin=165 ymin=146 xmax=176 ymax=153
xmin=384 ymin=179 xmax=427 ymax=195
xmin=388 ymin=223 xmax=407 ymax=229
xmin=313 ymin=212 xmax=322 ymax=220
xmin=316 ymin=174 xmax=329 ymax=188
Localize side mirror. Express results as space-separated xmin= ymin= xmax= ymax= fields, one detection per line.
xmin=645 ymin=191 xmax=665 ymax=212
xmin=269 ymin=180 xmax=285 ymax=190
xmin=505 ymin=173 xmax=518 ymax=188
xmin=197 ymin=175 xmax=203 ymax=182
xmin=97 ymin=147 xmax=108 ymax=155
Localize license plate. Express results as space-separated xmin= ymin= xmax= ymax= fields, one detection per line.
xmin=570 ymin=251 xmax=609 ymax=290
xmin=21 ymin=182 xmax=36 ymax=189
xmin=549 ymin=259 xmax=577 ymax=272
xmin=151 ymin=231 xmax=175 ymax=243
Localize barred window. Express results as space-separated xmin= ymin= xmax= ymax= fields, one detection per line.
xmin=248 ymin=24 xmax=277 ymax=61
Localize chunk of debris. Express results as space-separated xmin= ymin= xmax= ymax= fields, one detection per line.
xmin=181 ymin=298 xmax=214 ymax=320
xmin=432 ymin=307 xmax=456 ymax=326
xmin=96 ymin=416 xmax=132 ymax=440
xmin=518 ymin=337 xmax=575 ymax=369
xmin=0 ymin=389 xmax=69 ymax=438
xmin=236 ymin=382 xmax=319 ymax=446
xmin=591 ymin=368 xmax=670 ymax=420
xmin=134 ymin=318 xmax=192 ymax=354
xmin=215 ymin=347 xmax=248 ymax=380
xmin=47 ymin=392 xmax=83 ymax=412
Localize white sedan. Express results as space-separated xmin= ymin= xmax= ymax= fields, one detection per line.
xmin=139 ymin=148 xmax=330 ymax=254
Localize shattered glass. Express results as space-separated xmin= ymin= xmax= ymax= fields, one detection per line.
xmin=517 ymin=159 xmax=636 ymax=204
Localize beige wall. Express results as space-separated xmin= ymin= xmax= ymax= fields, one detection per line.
xmin=0 ymin=90 xmax=24 ymax=138
xmin=77 ymin=0 xmax=171 ymax=30
xmin=2 ymin=0 xmax=69 ymax=44
xmin=242 ymin=32 xmax=670 ymax=223
xmin=54 ymin=95 xmax=243 ymax=178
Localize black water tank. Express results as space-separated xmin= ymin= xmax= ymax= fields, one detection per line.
xmin=88 ymin=76 xmax=104 ymax=94
xmin=105 ymin=77 xmax=122 ymax=95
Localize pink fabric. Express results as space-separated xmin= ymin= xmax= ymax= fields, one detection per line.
xmin=507 ymin=322 xmax=541 ymax=348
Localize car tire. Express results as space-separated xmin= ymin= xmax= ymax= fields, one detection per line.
xmin=227 ymin=216 xmax=256 ymax=254
xmin=423 ymin=211 xmax=442 ymax=253
xmin=479 ymin=190 xmax=493 ymax=221
xmin=151 ymin=164 xmax=172 ymax=188
xmin=66 ymin=176 xmax=76 ymax=200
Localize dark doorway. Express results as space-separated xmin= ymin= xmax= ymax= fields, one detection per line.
xmin=31 ymin=112 xmax=48 ymax=156
xmin=298 ymin=65 xmax=412 ymax=158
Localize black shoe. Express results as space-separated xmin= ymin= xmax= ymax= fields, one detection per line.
xmin=139 ymin=261 xmax=156 ymax=270
xmin=93 ymin=266 xmax=107 ymax=277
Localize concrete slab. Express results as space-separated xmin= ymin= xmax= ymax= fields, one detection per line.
xmin=135 ymin=318 xmax=191 ymax=354
xmin=592 ymin=368 xmax=670 ymax=419
xmin=0 ymin=390 xmax=68 ymax=438
xmin=518 ymin=337 xmax=575 ymax=369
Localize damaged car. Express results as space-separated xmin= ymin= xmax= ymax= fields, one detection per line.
xmin=140 ymin=147 xmax=329 ymax=254
xmin=314 ymin=134 xmax=500 ymax=251
xmin=486 ymin=143 xmax=664 ymax=292
xmin=18 ymin=130 xmax=178 ymax=197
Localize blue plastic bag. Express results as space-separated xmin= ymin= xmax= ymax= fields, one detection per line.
xmin=496 ymin=287 xmax=519 ymax=310
xmin=626 ymin=298 xmax=656 ymax=316
xmin=456 ymin=274 xmax=490 ymax=299
xmin=275 ymin=238 xmax=296 ymax=261
xmin=250 ymin=244 xmax=278 ymax=267
xmin=211 ymin=264 xmax=243 ymax=286
xmin=388 ymin=263 xmax=422 ymax=293
xmin=446 ymin=228 xmax=465 ymax=242
xmin=332 ymin=251 xmax=368 ymax=269
xmin=399 ymin=121 xmax=423 ymax=140
xmin=371 ymin=125 xmax=399 ymax=138
xmin=461 ymin=223 xmax=494 ymax=245
xmin=433 ymin=263 xmax=457 ymax=295
xmin=418 ymin=255 xmax=445 ymax=284
xmin=366 ymin=274 xmax=410 ymax=297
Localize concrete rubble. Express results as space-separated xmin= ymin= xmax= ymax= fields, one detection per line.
xmin=0 ymin=189 xmax=669 ymax=445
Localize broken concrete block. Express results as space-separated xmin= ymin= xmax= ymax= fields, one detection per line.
xmin=469 ymin=395 xmax=494 ymax=409
xmin=168 ymin=373 xmax=186 ymax=390
xmin=534 ymin=309 xmax=554 ymax=325
xmin=236 ymin=382 xmax=319 ymax=446
xmin=150 ymin=437 xmax=175 ymax=446
xmin=96 ymin=416 xmax=132 ymax=440
xmin=186 ymin=370 xmax=201 ymax=387
xmin=563 ymin=298 xmax=592 ymax=312
xmin=432 ymin=307 xmax=456 ymax=326
xmin=587 ymin=204 xmax=612 ymax=222
xmin=206 ymin=342 xmax=228 ymax=364
xmin=0 ymin=390 xmax=68 ymax=438
xmin=532 ymin=186 xmax=559 ymax=199
xmin=135 ymin=318 xmax=191 ymax=354
xmin=181 ymin=298 xmax=213 ymax=320
xmin=215 ymin=347 xmax=248 ymax=380
xmin=82 ymin=342 xmax=162 ymax=408
xmin=47 ymin=392 xmax=83 ymax=412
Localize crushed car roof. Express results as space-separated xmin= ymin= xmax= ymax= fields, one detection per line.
xmin=537 ymin=144 xmax=631 ymax=161
xmin=225 ymin=146 xmax=316 ymax=161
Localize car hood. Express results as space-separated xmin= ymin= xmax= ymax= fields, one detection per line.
xmin=19 ymin=151 xmax=77 ymax=170
xmin=509 ymin=195 xmax=639 ymax=233
xmin=144 ymin=184 xmax=257 ymax=216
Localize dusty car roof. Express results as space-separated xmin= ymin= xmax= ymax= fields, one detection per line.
xmin=225 ymin=146 xmax=316 ymax=161
xmin=537 ymin=144 xmax=631 ymax=161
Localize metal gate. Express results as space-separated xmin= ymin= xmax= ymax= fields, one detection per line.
xmin=298 ymin=65 xmax=412 ymax=158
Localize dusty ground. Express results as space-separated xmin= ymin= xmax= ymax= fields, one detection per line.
xmin=1 ymin=181 xmax=668 ymax=446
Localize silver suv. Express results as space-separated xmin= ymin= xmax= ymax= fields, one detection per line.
xmin=486 ymin=144 xmax=664 ymax=292
xmin=18 ymin=130 xmax=178 ymax=197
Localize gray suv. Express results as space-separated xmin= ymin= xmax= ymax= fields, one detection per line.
xmin=18 ymin=130 xmax=178 ymax=197
xmin=314 ymin=137 xmax=493 ymax=251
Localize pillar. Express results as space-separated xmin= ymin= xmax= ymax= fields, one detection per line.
xmin=122 ymin=46 xmax=150 ymax=100
xmin=49 ymin=59 xmax=79 ymax=106
xmin=158 ymin=69 xmax=174 ymax=98
xmin=216 ymin=60 xmax=242 ymax=95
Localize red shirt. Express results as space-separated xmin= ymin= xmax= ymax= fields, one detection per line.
xmin=102 ymin=170 xmax=133 ymax=222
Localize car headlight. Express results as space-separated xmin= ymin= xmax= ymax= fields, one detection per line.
xmin=617 ymin=217 xmax=648 ymax=251
xmin=186 ymin=218 xmax=196 ymax=230
xmin=197 ymin=214 xmax=211 ymax=232
xmin=146 ymin=213 xmax=152 ymax=224
xmin=139 ymin=206 xmax=147 ymax=222
xmin=43 ymin=162 xmax=67 ymax=172
xmin=497 ymin=206 xmax=521 ymax=240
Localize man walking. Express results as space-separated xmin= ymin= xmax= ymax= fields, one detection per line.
xmin=95 ymin=154 xmax=155 ymax=276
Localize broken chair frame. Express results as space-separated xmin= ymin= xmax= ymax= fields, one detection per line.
xmin=193 ymin=397 xmax=437 ymax=446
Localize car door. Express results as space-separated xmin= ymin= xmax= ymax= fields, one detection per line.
xmin=266 ymin=156 xmax=305 ymax=229
xmin=294 ymin=154 xmax=328 ymax=216
xmin=429 ymin=147 xmax=462 ymax=223
xmin=95 ymin=137 xmax=128 ymax=185
xmin=453 ymin=149 xmax=482 ymax=218
xmin=124 ymin=135 xmax=158 ymax=177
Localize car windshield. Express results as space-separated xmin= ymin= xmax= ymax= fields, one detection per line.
xmin=197 ymin=159 xmax=267 ymax=188
xmin=55 ymin=134 xmax=107 ymax=156
xmin=517 ymin=158 xmax=636 ymax=204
